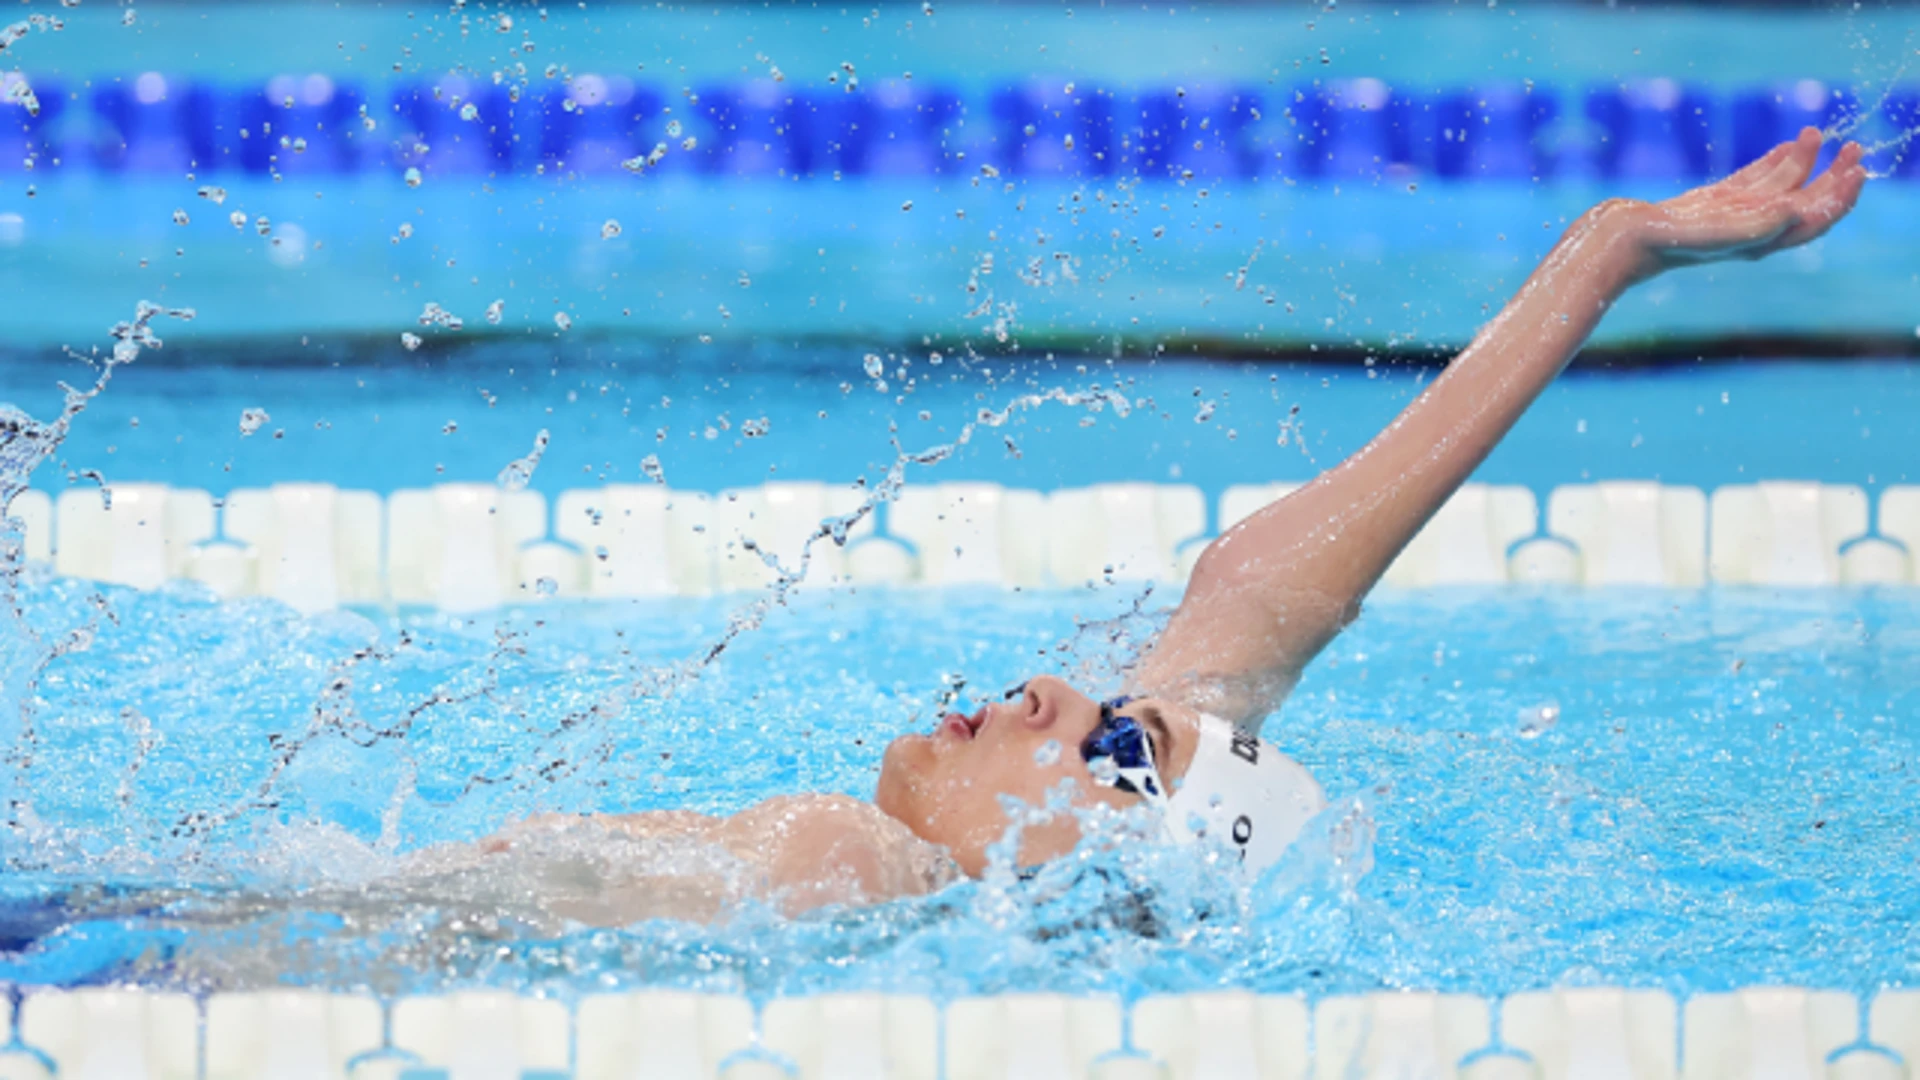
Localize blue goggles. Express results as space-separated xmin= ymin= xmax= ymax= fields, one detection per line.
xmin=1080 ymin=695 xmax=1170 ymax=806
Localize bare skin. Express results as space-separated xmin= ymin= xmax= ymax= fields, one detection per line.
xmin=486 ymin=131 xmax=1869 ymax=917
xmin=479 ymin=796 xmax=947 ymax=920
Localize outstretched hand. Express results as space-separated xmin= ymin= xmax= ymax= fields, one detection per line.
xmin=1622 ymin=126 xmax=1868 ymax=282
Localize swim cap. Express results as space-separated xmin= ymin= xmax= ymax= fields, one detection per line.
xmin=1162 ymin=713 xmax=1325 ymax=874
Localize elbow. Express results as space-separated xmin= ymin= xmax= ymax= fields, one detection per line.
xmin=1189 ymin=533 xmax=1255 ymax=591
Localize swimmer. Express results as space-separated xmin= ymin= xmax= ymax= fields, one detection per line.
xmin=483 ymin=131 xmax=1868 ymax=921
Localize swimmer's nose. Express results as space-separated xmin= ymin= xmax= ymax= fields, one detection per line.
xmin=1019 ymin=676 xmax=1068 ymax=730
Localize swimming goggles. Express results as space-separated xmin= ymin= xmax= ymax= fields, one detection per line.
xmin=1080 ymin=695 xmax=1170 ymax=808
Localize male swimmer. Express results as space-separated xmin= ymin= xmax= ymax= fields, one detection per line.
xmin=484 ymin=131 xmax=1868 ymax=920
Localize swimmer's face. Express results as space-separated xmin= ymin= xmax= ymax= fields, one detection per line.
xmin=875 ymin=675 xmax=1201 ymax=877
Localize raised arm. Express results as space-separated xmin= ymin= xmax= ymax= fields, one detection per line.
xmin=1138 ymin=130 xmax=1867 ymax=726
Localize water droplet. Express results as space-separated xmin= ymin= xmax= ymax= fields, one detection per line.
xmin=196 ymin=185 xmax=227 ymax=205
xmin=496 ymin=13 xmax=513 ymax=31
xmin=863 ymin=354 xmax=885 ymax=379
xmin=1518 ymin=702 xmax=1560 ymax=738
xmin=460 ymin=102 xmax=479 ymax=122
xmin=553 ymin=312 xmax=572 ymax=331
xmin=665 ymin=119 xmax=683 ymax=139
xmin=228 ymin=211 xmax=246 ymax=229
xmin=486 ymin=298 xmax=506 ymax=325
xmin=900 ymin=200 xmax=913 ymax=212
xmin=1088 ymin=756 xmax=1119 ymax=784
xmin=170 ymin=209 xmax=188 ymax=225
xmin=1033 ymin=739 xmax=1061 ymax=766
xmin=441 ymin=421 xmax=458 ymax=435
xmin=238 ymin=408 xmax=269 ymax=436
xmin=741 ymin=417 xmax=770 ymax=438
xmin=400 ymin=332 xmax=423 ymax=351
xmin=418 ymin=301 xmax=463 ymax=331
xmin=497 ymin=429 xmax=551 ymax=490
xmin=601 ymin=219 xmax=622 ymax=240
xmin=534 ymin=576 xmax=559 ymax=597
xmin=640 ymin=454 xmax=666 ymax=484
xmin=404 ymin=166 xmax=424 ymax=188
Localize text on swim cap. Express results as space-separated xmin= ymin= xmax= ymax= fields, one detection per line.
xmin=1230 ymin=728 xmax=1259 ymax=764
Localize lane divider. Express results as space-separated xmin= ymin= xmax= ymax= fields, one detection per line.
xmin=4 ymin=480 xmax=1915 ymax=613
xmin=1 ymin=985 xmax=1913 ymax=1079
xmin=4 ymin=73 xmax=1911 ymax=184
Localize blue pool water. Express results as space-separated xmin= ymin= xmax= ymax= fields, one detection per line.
xmin=4 ymin=4 xmax=1920 ymax=346
xmin=8 ymin=350 xmax=1918 ymax=503
xmin=1 ymin=348 xmax=1917 ymax=1001
xmin=4 ymin=0 xmax=1920 ymax=1012
xmin=2 ymin=577 xmax=1917 ymax=1000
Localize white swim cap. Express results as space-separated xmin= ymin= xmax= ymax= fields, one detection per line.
xmin=1161 ymin=713 xmax=1325 ymax=875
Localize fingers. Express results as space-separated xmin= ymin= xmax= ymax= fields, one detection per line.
xmin=1778 ymin=142 xmax=1868 ymax=248
xmin=1749 ymin=127 xmax=1825 ymax=195
xmin=1717 ymin=137 xmax=1798 ymax=194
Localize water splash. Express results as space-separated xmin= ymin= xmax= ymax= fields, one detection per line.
xmin=1 ymin=302 xmax=194 ymax=511
xmin=495 ymin=429 xmax=550 ymax=491
xmin=418 ymin=302 xmax=464 ymax=332
xmin=446 ymin=379 xmax=1165 ymax=804
xmin=2 ymin=302 xmax=195 ymax=832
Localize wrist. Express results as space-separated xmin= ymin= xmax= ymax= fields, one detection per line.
xmin=1575 ymin=198 xmax=1658 ymax=290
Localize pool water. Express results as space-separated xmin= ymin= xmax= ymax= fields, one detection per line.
xmin=2 ymin=0 xmax=1919 ymax=1023
xmin=9 ymin=350 xmax=1919 ymax=500
xmin=3 ymin=572 xmax=1916 ymax=1000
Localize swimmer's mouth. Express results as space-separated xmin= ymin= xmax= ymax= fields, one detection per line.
xmin=940 ymin=704 xmax=990 ymax=740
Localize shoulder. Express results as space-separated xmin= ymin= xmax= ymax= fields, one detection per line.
xmin=719 ymin=795 xmax=947 ymax=913
xmin=723 ymin=794 xmax=909 ymax=858
xmin=728 ymin=792 xmax=873 ymax=826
